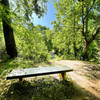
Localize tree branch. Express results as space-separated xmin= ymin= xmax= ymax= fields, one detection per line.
xmin=83 ymin=0 xmax=96 ymax=20
xmin=89 ymin=26 xmax=100 ymax=43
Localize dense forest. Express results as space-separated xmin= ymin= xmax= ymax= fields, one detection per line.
xmin=0 ymin=0 xmax=100 ymax=63
xmin=0 ymin=0 xmax=100 ymax=100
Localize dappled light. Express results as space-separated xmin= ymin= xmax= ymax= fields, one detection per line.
xmin=1 ymin=78 xmax=93 ymax=100
xmin=0 ymin=0 xmax=100 ymax=100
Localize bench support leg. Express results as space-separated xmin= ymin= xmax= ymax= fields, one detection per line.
xmin=19 ymin=78 xmax=23 ymax=81
xmin=61 ymin=72 xmax=66 ymax=80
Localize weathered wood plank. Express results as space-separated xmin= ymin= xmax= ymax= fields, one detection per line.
xmin=6 ymin=66 xmax=73 ymax=80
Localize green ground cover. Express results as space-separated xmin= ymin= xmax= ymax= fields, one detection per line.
xmin=0 ymin=58 xmax=100 ymax=100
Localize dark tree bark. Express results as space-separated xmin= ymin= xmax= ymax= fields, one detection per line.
xmin=81 ymin=0 xmax=97 ymax=60
xmin=82 ymin=27 xmax=100 ymax=60
xmin=73 ymin=10 xmax=78 ymax=58
xmin=81 ymin=2 xmax=89 ymax=60
xmin=1 ymin=0 xmax=17 ymax=58
xmin=67 ymin=41 xmax=71 ymax=55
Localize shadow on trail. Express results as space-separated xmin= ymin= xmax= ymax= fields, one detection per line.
xmin=3 ymin=78 xmax=100 ymax=100
xmin=83 ymin=64 xmax=100 ymax=79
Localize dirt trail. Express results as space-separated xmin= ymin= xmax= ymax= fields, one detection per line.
xmin=51 ymin=60 xmax=100 ymax=99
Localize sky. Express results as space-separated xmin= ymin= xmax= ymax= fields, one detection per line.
xmin=32 ymin=1 xmax=56 ymax=29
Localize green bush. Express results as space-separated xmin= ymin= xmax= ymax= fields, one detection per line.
xmin=14 ymin=24 xmax=49 ymax=62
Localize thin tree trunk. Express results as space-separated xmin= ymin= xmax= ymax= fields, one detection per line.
xmin=82 ymin=3 xmax=89 ymax=60
xmin=1 ymin=0 xmax=17 ymax=58
xmin=73 ymin=11 xmax=77 ymax=58
xmin=67 ymin=41 xmax=71 ymax=55
xmin=81 ymin=1 xmax=89 ymax=60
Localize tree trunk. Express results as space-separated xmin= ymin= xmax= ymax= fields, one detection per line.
xmin=82 ymin=27 xmax=100 ymax=60
xmin=1 ymin=0 xmax=17 ymax=58
xmin=67 ymin=41 xmax=71 ymax=55
xmin=82 ymin=3 xmax=89 ymax=60
xmin=73 ymin=41 xmax=77 ymax=58
xmin=73 ymin=10 xmax=77 ymax=58
xmin=82 ymin=41 xmax=89 ymax=60
xmin=81 ymin=1 xmax=89 ymax=60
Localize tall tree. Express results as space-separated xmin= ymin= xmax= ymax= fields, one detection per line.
xmin=80 ymin=0 xmax=100 ymax=60
xmin=0 ymin=0 xmax=47 ymax=58
xmin=53 ymin=0 xmax=100 ymax=60
xmin=1 ymin=0 xmax=17 ymax=58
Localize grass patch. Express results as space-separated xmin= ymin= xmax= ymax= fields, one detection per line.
xmin=1 ymin=77 xmax=84 ymax=100
xmin=0 ymin=57 xmax=46 ymax=79
xmin=0 ymin=58 xmax=100 ymax=100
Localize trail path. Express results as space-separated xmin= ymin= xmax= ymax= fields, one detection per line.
xmin=51 ymin=60 xmax=100 ymax=99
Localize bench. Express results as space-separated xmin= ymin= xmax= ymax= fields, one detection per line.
xmin=6 ymin=66 xmax=73 ymax=81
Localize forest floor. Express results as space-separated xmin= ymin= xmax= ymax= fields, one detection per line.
xmin=0 ymin=58 xmax=100 ymax=100
xmin=50 ymin=60 xmax=100 ymax=99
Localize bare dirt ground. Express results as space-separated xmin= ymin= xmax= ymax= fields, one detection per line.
xmin=51 ymin=60 xmax=100 ymax=99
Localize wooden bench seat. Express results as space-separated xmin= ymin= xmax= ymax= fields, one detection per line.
xmin=6 ymin=66 xmax=73 ymax=81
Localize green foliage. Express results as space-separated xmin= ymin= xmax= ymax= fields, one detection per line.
xmin=0 ymin=20 xmax=50 ymax=62
xmin=0 ymin=0 xmax=49 ymax=60
xmin=1 ymin=78 xmax=85 ymax=100
xmin=51 ymin=0 xmax=100 ymax=61
xmin=87 ymin=41 xmax=98 ymax=60
xmin=9 ymin=0 xmax=47 ymax=21
xmin=0 ymin=57 xmax=39 ymax=78
xmin=0 ymin=22 xmax=5 ymax=55
xmin=14 ymin=23 xmax=49 ymax=62
xmin=0 ymin=0 xmax=99 ymax=62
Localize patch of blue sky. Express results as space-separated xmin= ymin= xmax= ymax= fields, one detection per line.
xmin=32 ymin=1 xmax=56 ymax=29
